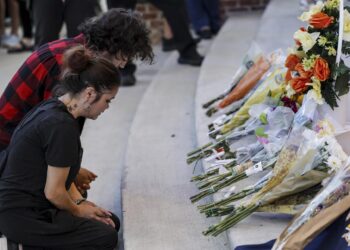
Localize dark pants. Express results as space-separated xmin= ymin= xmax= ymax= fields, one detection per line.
xmin=186 ymin=0 xmax=221 ymax=33
xmin=31 ymin=0 xmax=100 ymax=47
xmin=18 ymin=0 xmax=33 ymax=39
xmin=0 ymin=208 xmax=120 ymax=250
xmin=107 ymin=0 xmax=194 ymax=52
xmin=107 ymin=0 xmax=195 ymax=77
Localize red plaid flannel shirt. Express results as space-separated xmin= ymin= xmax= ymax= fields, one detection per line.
xmin=0 ymin=34 xmax=85 ymax=150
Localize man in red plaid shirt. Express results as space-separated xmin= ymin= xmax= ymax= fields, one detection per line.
xmin=0 ymin=9 xmax=153 ymax=191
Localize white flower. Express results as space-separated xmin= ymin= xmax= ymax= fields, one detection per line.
xmin=299 ymin=1 xmax=324 ymax=22
xmin=294 ymin=30 xmax=320 ymax=52
xmin=344 ymin=9 xmax=350 ymax=42
xmin=307 ymin=77 xmax=324 ymax=105
xmin=308 ymin=89 xmax=324 ymax=105
xmin=327 ymin=155 xmax=342 ymax=171
xmin=285 ymin=83 xmax=296 ymax=97
xmin=325 ymin=137 xmax=348 ymax=163
xmin=287 ymin=46 xmax=306 ymax=58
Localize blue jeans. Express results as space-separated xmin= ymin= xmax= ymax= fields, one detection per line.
xmin=235 ymin=209 xmax=350 ymax=250
xmin=186 ymin=0 xmax=221 ymax=33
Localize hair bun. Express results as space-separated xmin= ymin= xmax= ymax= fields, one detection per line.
xmin=63 ymin=45 xmax=90 ymax=73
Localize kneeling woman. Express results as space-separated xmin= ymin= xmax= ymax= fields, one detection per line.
xmin=0 ymin=45 xmax=121 ymax=250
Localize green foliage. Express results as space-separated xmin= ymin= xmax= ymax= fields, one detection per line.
xmin=334 ymin=61 xmax=350 ymax=96
xmin=322 ymin=82 xmax=339 ymax=109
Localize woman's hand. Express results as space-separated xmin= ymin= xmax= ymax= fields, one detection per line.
xmin=75 ymin=204 xmax=115 ymax=227
xmin=74 ymin=168 xmax=97 ymax=194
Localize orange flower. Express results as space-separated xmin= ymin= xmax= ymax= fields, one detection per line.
xmin=286 ymin=69 xmax=293 ymax=82
xmin=295 ymin=63 xmax=313 ymax=78
xmin=285 ymin=54 xmax=300 ymax=70
xmin=314 ymin=57 xmax=330 ymax=81
xmin=290 ymin=77 xmax=310 ymax=93
xmin=309 ymin=12 xmax=333 ymax=29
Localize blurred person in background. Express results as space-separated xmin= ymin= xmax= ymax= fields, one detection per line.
xmin=7 ymin=0 xmax=34 ymax=53
xmin=31 ymin=0 xmax=101 ymax=48
xmin=186 ymin=0 xmax=221 ymax=39
xmin=107 ymin=0 xmax=204 ymax=86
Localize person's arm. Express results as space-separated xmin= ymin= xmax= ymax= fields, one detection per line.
xmin=45 ymin=165 xmax=114 ymax=227
xmin=74 ymin=167 xmax=98 ymax=194
xmin=68 ymin=182 xmax=97 ymax=207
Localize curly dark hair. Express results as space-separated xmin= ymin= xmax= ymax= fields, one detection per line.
xmin=79 ymin=8 xmax=154 ymax=63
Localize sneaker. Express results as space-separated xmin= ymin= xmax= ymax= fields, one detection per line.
xmin=162 ymin=38 xmax=177 ymax=52
xmin=2 ymin=35 xmax=21 ymax=49
xmin=197 ymin=28 xmax=212 ymax=40
xmin=121 ymin=74 xmax=136 ymax=86
xmin=178 ymin=44 xmax=204 ymax=66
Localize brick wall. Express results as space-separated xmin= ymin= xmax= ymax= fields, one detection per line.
xmin=136 ymin=0 xmax=270 ymax=44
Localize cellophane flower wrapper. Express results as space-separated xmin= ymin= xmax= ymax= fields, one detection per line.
xmin=201 ymin=95 xmax=320 ymax=236
xmin=202 ymin=42 xmax=264 ymax=110
xmin=251 ymin=93 xmax=320 ymax=203
xmin=221 ymin=67 xmax=286 ymax=135
xmin=256 ymin=106 xmax=296 ymax=158
xmin=273 ymin=160 xmax=350 ymax=250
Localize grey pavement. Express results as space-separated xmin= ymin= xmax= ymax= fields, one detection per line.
xmin=122 ymin=42 xmax=230 ymax=250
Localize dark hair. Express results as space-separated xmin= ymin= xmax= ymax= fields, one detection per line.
xmin=78 ymin=8 xmax=154 ymax=63
xmin=54 ymin=45 xmax=121 ymax=97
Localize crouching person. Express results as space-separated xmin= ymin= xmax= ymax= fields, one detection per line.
xmin=0 ymin=45 xmax=121 ymax=250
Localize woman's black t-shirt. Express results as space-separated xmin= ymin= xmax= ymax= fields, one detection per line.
xmin=0 ymin=98 xmax=81 ymax=211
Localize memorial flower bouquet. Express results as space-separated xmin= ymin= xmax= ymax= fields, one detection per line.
xmin=285 ymin=0 xmax=350 ymax=108
xmin=272 ymin=159 xmax=350 ymax=250
xmin=203 ymin=95 xmax=348 ymax=236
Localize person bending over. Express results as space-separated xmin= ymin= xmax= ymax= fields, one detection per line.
xmin=0 ymin=45 xmax=121 ymax=250
xmin=0 ymin=8 xmax=153 ymax=194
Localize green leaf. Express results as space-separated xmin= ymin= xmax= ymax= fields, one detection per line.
xmin=322 ymin=83 xmax=339 ymax=109
xmin=255 ymin=127 xmax=267 ymax=138
xmin=259 ymin=113 xmax=268 ymax=125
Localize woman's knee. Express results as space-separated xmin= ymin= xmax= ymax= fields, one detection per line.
xmin=110 ymin=213 xmax=121 ymax=232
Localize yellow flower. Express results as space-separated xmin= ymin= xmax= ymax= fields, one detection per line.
xmin=287 ymin=46 xmax=306 ymax=59
xmin=344 ymin=9 xmax=350 ymax=42
xmin=299 ymin=1 xmax=324 ymax=22
xmin=326 ymin=46 xmax=337 ymax=56
xmin=325 ymin=0 xmax=340 ymax=9
xmin=302 ymin=55 xmax=318 ymax=71
xmin=294 ymin=30 xmax=320 ymax=52
xmin=285 ymin=83 xmax=296 ymax=98
xmin=318 ymin=36 xmax=328 ymax=47
xmin=317 ymin=120 xmax=335 ymax=137
xmin=306 ymin=77 xmax=324 ymax=104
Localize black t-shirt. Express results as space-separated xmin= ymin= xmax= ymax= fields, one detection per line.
xmin=0 ymin=99 xmax=82 ymax=211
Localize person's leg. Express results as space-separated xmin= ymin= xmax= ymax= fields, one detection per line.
xmin=185 ymin=0 xmax=209 ymax=33
xmin=3 ymin=0 xmax=21 ymax=48
xmin=8 ymin=0 xmax=20 ymax=36
xmin=7 ymin=0 xmax=33 ymax=52
xmin=18 ymin=0 xmax=32 ymax=40
xmin=203 ymin=0 xmax=221 ymax=34
xmin=150 ymin=0 xmax=204 ymax=66
xmin=120 ymin=62 xmax=137 ymax=86
xmin=64 ymin=0 xmax=101 ymax=38
xmin=106 ymin=0 xmax=136 ymax=9
xmin=0 ymin=208 xmax=119 ymax=250
xmin=32 ymin=0 xmax=63 ymax=47
xmin=0 ymin=0 xmax=5 ymax=41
